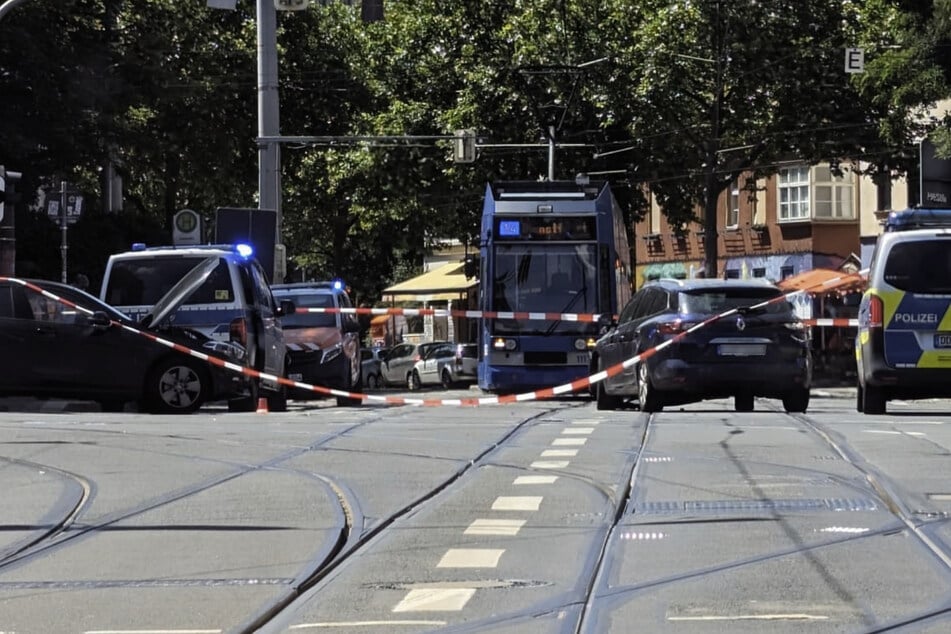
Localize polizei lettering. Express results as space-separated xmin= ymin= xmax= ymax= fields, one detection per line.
xmin=893 ymin=312 xmax=938 ymax=324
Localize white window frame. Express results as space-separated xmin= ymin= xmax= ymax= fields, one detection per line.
xmin=778 ymin=166 xmax=810 ymax=222
xmin=726 ymin=180 xmax=740 ymax=228
xmin=813 ymin=164 xmax=855 ymax=219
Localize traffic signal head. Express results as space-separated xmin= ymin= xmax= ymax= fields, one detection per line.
xmin=0 ymin=166 xmax=22 ymax=224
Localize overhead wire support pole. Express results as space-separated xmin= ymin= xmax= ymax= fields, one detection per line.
xmin=257 ymin=0 xmax=281 ymax=264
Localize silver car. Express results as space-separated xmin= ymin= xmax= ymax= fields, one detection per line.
xmin=380 ymin=341 xmax=448 ymax=389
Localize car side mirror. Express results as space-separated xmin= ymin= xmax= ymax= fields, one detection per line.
xmin=89 ymin=311 xmax=113 ymax=328
xmin=276 ymin=299 xmax=296 ymax=318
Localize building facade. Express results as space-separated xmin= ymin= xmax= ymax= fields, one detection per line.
xmin=633 ymin=160 xmax=909 ymax=288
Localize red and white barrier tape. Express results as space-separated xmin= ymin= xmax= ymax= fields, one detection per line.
xmin=1 ymin=270 xmax=864 ymax=408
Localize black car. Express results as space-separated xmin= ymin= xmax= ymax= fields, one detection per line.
xmin=0 ymin=271 xmax=249 ymax=414
xmin=591 ymin=278 xmax=811 ymax=412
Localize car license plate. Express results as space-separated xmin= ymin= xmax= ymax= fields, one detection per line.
xmin=718 ymin=344 xmax=766 ymax=357
xmin=934 ymin=334 xmax=951 ymax=348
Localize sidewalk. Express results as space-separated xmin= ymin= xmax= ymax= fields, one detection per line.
xmin=0 ymin=397 xmax=102 ymax=413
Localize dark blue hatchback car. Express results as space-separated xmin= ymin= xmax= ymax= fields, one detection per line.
xmin=591 ymin=278 xmax=811 ymax=412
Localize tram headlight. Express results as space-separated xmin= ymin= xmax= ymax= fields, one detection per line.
xmin=492 ymin=337 xmax=517 ymax=351
xmin=585 ymin=337 xmax=597 ymax=349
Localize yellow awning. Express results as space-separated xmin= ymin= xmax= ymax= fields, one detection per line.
xmin=383 ymin=261 xmax=478 ymax=302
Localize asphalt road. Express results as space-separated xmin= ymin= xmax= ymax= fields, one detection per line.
xmin=0 ymin=388 xmax=949 ymax=634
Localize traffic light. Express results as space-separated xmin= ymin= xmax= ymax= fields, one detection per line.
xmin=0 ymin=166 xmax=22 ymax=224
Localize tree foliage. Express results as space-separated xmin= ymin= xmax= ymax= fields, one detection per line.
xmin=1 ymin=0 xmax=947 ymax=296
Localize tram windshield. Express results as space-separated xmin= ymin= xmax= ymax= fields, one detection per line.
xmin=491 ymin=244 xmax=598 ymax=335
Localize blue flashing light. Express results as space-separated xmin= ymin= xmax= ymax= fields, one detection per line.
xmin=332 ymin=278 xmax=345 ymax=291
xmin=885 ymin=208 xmax=951 ymax=232
xmin=131 ymin=242 xmax=147 ymax=251
xmin=234 ymin=243 xmax=254 ymax=258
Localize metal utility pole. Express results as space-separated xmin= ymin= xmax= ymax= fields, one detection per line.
xmin=257 ymin=0 xmax=281 ymax=237
xmin=702 ymin=0 xmax=723 ymax=279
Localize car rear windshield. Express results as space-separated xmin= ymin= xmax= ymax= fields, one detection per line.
xmin=104 ymin=257 xmax=233 ymax=307
xmin=883 ymin=239 xmax=951 ymax=294
xmin=278 ymin=293 xmax=336 ymax=328
xmin=678 ymin=287 xmax=792 ymax=315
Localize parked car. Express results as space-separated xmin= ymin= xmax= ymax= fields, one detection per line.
xmin=591 ymin=278 xmax=811 ymax=413
xmin=271 ymin=281 xmax=362 ymax=406
xmin=856 ymin=208 xmax=951 ymax=414
xmin=0 ymin=272 xmax=249 ymax=414
xmin=99 ymin=243 xmax=294 ymax=412
xmin=380 ymin=341 xmax=448 ymax=389
xmin=405 ymin=342 xmax=455 ymax=390
xmin=361 ymin=347 xmax=388 ymax=389
xmin=441 ymin=343 xmax=479 ymax=388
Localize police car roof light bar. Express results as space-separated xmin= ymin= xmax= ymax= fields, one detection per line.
xmin=885 ymin=208 xmax=951 ymax=232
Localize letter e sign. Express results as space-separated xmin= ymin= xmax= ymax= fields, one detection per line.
xmin=845 ymin=48 xmax=864 ymax=74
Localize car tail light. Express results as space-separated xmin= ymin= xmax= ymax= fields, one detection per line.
xmin=657 ymin=320 xmax=690 ymax=335
xmin=230 ymin=317 xmax=248 ymax=346
xmin=868 ymin=295 xmax=884 ymax=329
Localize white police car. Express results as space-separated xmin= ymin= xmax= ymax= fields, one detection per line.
xmin=100 ymin=243 xmax=294 ymax=412
xmin=856 ymin=208 xmax=951 ymax=414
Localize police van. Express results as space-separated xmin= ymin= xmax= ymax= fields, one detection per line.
xmin=856 ymin=208 xmax=951 ymax=414
xmin=100 ymin=243 xmax=294 ymax=411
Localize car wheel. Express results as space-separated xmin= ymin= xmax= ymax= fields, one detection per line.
xmin=228 ymin=379 xmax=258 ymax=413
xmin=782 ymin=387 xmax=810 ymax=413
xmin=267 ymin=385 xmax=288 ymax=412
xmin=637 ymin=363 xmax=663 ymax=413
xmin=862 ymin=384 xmax=886 ymax=415
xmin=145 ymin=357 xmax=207 ymax=414
xmin=407 ymin=370 xmax=421 ymax=391
xmin=441 ymin=369 xmax=454 ymax=390
xmin=596 ymin=381 xmax=622 ymax=411
xmin=856 ymin=383 xmax=864 ymax=413
xmin=338 ymin=367 xmax=363 ymax=407
xmin=735 ymin=392 xmax=754 ymax=412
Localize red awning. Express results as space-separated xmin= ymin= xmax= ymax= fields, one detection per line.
xmin=777 ymin=268 xmax=866 ymax=296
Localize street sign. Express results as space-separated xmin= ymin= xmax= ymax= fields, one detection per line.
xmin=845 ymin=48 xmax=864 ymax=74
xmin=173 ymin=209 xmax=203 ymax=245
xmin=46 ymin=192 xmax=83 ymax=225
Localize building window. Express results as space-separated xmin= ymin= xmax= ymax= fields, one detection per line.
xmin=724 ymin=269 xmax=740 ymax=279
xmin=780 ymin=265 xmax=794 ymax=279
xmin=752 ymin=267 xmax=766 ymax=278
xmin=813 ymin=164 xmax=854 ymax=219
xmin=727 ymin=180 xmax=740 ymax=228
xmin=778 ymin=166 xmax=810 ymax=221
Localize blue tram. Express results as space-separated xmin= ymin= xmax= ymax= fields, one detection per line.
xmin=477 ymin=180 xmax=632 ymax=393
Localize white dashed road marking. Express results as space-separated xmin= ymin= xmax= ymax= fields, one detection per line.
xmin=552 ymin=437 xmax=586 ymax=446
xmin=492 ymin=496 xmax=543 ymax=511
xmin=541 ymin=449 xmax=578 ymax=457
xmin=392 ymin=588 xmax=477 ymax=612
xmin=465 ymin=519 xmax=526 ymax=536
xmin=289 ymin=621 xmax=446 ymax=630
xmin=573 ymin=419 xmax=601 ymax=425
xmin=437 ymin=548 xmax=505 ymax=568
xmin=530 ymin=460 xmax=570 ymax=469
xmin=514 ymin=475 xmax=558 ymax=485
xmin=561 ymin=427 xmax=594 ymax=435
